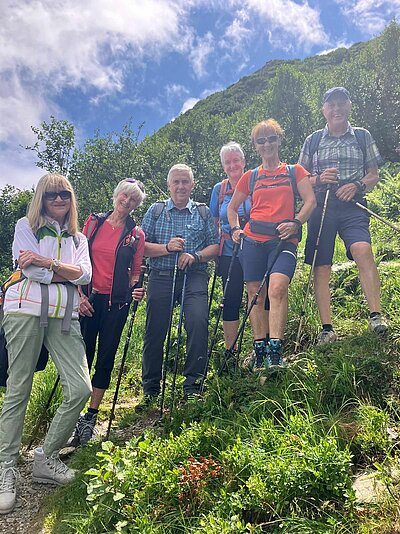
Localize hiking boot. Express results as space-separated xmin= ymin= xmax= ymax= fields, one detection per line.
xmin=135 ymin=394 xmax=158 ymax=414
xmin=67 ymin=412 xmax=97 ymax=448
xmin=252 ymin=340 xmax=268 ymax=372
xmin=0 ymin=460 xmax=18 ymax=514
xmin=32 ymin=448 xmax=76 ymax=486
xmin=267 ymin=339 xmax=285 ymax=368
xmin=316 ymin=329 xmax=337 ymax=345
xmin=368 ymin=315 xmax=388 ymax=335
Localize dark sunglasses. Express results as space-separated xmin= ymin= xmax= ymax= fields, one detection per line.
xmin=255 ymin=135 xmax=279 ymax=145
xmin=124 ymin=178 xmax=145 ymax=192
xmin=43 ymin=190 xmax=72 ymax=201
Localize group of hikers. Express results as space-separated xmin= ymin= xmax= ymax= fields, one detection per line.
xmin=0 ymin=86 xmax=388 ymax=514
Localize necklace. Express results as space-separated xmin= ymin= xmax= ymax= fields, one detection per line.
xmin=107 ymin=218 xmax=123 ymax=230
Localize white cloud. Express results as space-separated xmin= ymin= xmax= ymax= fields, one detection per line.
xmin=244 ymin=0 xmax=328 ymax=50
xmin=188 ymin=32 xmax=215 ymax=78
xmin=165 ymin=84 xmax=190 ymax=97
xmin=0 ymin=0 xmax=192 ymax=187
xmin=0 ymin=146 xmax=41 ymax=190
xmin=318 ymin=40 xmax=353 ymax=55
xmin=336 ymin=0 xmax=400 ymax=34
xmin=179 ymin=97 xmax=200 ymax=114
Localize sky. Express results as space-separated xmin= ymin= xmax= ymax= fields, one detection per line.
xmin=1 ymin=0 xmax=399 ymax=190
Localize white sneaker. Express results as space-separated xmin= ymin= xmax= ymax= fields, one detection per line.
xmin=316 ymin=329 xmax=337 ymax=345
xmin=368 ymin=315 xmax=388 ymax=335
xmin=32 ymin=448 xmax=76 ymax=486
xmin=0 ymin=460 xmax=18 ymax=514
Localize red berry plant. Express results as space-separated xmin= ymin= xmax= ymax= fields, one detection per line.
xmin=178 ymin=455 xmax=222 ymax=514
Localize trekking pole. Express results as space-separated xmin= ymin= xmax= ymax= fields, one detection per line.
xmin=208 ymin=264 xmax=218 ymax=316
xmin=105 ymin=264 xmax=147 ymax=440
xmin=26 ymin=376 xmax=60 ymax=450
xmin=159 ymin=241 xmax=181 ymax=417
xmin=200 ymin=243 xmax=239 ymax=393
xmin=169 ymin=266 xmax=188 ymax=419
xmin=353 ymin=201 xmax=400 ymax=233
xmin=294 ymin=187 xmax=331 ymax=352
xmin=219 ymin=238 xmax=286 ymax=375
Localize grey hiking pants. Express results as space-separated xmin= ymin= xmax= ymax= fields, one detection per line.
xmin=0 ymin=315 xmax=92 ymax=462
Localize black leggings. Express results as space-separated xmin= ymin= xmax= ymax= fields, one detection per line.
xmin=218 ymin=255 xmax=244 ymax=321
xmin=80 ymin=294 xmax=129 ymax=390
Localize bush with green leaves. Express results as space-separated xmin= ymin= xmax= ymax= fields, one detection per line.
xmin=81 ymin=407 xmax=353 ymax=532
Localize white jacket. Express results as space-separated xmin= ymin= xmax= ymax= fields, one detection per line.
xmin=3 ymin=217 xmax=92 ymax=319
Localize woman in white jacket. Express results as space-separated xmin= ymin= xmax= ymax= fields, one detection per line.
xmin=0 ymin=173 xmax=92 ymax=515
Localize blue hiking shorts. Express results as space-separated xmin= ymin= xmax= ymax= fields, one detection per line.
xmin=305 ymin=195 xmax=371 ymax=266
xmin=239 ymin=237 xmax=297 ymax=282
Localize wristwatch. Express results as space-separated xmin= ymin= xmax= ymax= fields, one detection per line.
xmin=355 ymin=180 xmax=366 ymax=193
xmin=193 ymin=252 xmax=202 ymax=263
xmin=230 ymin=225 xmax=241 ymax=236
xmin=51 ymin=258 xmax=61 ymax=273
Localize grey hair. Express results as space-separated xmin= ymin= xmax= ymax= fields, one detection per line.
xmin=220 ymin=142 xmax=245 ymax=165
xmin=113 ymin=179 xmax=146 ymax=210
xmin=167 ymin=164 xmax=194 ymax=184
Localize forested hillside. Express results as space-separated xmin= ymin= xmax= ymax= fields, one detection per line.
xmin=1 ymin=20 xmax=400 ymax=534
xmin=1 ymin=22 xmax=398 ymax=273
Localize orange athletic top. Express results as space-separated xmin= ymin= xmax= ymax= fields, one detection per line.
xmin=235 ymin=163 xmax=309 ymax=243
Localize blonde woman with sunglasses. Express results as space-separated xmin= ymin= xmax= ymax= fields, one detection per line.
xmin=0 ymin=173 xmax=92 ymax=514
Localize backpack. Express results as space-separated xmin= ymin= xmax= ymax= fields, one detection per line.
xmin=248 ymin=164 xmax=301 ymax=240
xmin=152 ymin=200 xmax=208 ymax=222
xmin=249 ymin=164 xmax=299 ymax=214
xmin=218 ymin=179 xmax=250 ymax=229
xmin=308 ymin=127 xmax=368 ymax=174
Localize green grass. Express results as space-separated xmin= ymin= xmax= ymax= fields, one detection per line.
xmin=4 ymin=170 xmax=400 ymax=533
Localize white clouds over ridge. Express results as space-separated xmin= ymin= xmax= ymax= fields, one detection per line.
xmin=336 ymin=0 xmax=400 ymax=34
xmin=1 ymin=0 xmax=398 ymax=188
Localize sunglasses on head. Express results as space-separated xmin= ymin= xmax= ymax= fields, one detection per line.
xmin=43 ymin=190 xmax=72 ymax=201
xmin=124 ymin=178 xmax=145 ymax=192
xmin=255 ymin=135 xmax=279 ymax=145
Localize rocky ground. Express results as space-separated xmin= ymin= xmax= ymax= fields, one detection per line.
xmin=0 ymin=409 xmax=161 ymax=534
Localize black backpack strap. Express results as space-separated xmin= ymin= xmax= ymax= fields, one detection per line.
xmin=286 ymin=164 xmax=298 ymax=198
xmin=153 ymin=201 xmax=167 ymax=220
xmin=194 ymin=202 xmax=208 ymax=221
xmin=308 ymin=129 xmax=324 ymax=160
xmin=353 ymin=128 xmax=368 ymax=174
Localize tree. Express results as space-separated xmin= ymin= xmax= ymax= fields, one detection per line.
xmin=24 ymin=116 xmax=76 ymax=174
xmin=0 ymin=186 xmax=33 ymax=275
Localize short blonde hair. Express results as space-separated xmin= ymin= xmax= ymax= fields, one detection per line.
xmin=220 ymin=142 xmax=245 ymax=165
xmin=27 ymin=173 xmax=78 ymax=235
xmin=167 ymin=164 xmax=194 ymax=184
xmin=251 ymin=119 xmax=284 ymax=145
xmin=113 ymin=179 xmax=146 ymax=211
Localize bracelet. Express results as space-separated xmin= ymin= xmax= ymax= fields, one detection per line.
xmin=194 ymin=252 xmax=202 ymax=263
xmin=354 ymin=180 xmax=366 ymax=193
xmin=165 ymin=243 xmax=171 ymax=253
xmin=230 ymin=225 xmax=241 ymax=236
xmin=292 ymin=218 xmax=302 ymax=227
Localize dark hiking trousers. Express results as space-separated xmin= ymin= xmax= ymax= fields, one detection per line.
xmin=142 ymin=269 xmax=209 ymax=396
xmin=80 ymin=294 xmax=130 ymax=390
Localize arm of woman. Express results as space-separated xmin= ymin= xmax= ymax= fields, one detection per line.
xmin=277 ymin=176 xmax=316 ymax=240
xmin=296 ymin=176 xmax=317 ymax=223
xmin=53 ymin=234 xmax=92 ymax=284
xmin=13 ymin=218 xmax=54 ymax=284
xmin=131 ymin=228 xmax=145 ymax=282
xmin=227 ymin=189 xmax=247 ymax=243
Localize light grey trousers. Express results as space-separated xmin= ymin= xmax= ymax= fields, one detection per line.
xmin=0 ymin=315 xmax=92 ymax=462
